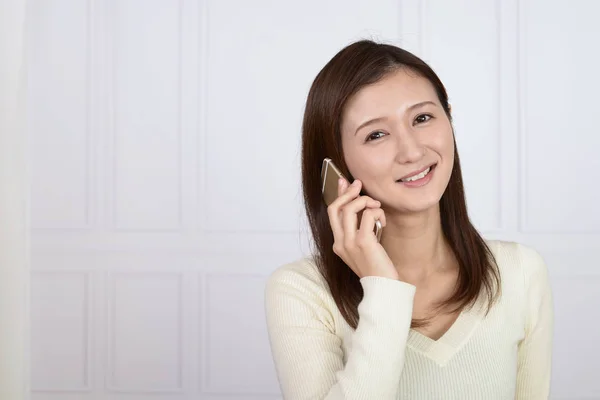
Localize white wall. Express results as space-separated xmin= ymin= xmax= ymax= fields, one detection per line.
xmin=28 ymin=0 xmax=600 ymax=399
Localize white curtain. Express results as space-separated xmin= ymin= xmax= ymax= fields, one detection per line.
xmin=0 ymin=0 xmax=30 ymax=399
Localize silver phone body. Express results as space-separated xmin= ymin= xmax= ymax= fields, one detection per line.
xmin=321 ymin=158 xmax=383 ymax=242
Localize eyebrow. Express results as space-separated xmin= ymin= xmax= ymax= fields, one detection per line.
xmin=353 ymin=100 xmax=438 ymax=135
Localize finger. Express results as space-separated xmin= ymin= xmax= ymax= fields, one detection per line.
xmin=337 ymin=177 xmax=349 ymax=198
xmin=358 ymin=208 xmax=386 ymax=240
xmin=343 ymin=194 xmax=381 ymax=215
xmin=328 ymin=180 xmax=361 ymax=241
xmin=328 ymin=179 xmax=352 ymax=247
xmin=331 ymin=179 xmax=362 ymax=210
xmin=342 ymin=201 xmax=359 ymax=248
xmin=365 ymin=197 xmax=382 ymax=209
xmin=327 ymin=202 xmax=345 ymax=249
xmin=341 ymin=194 xmax=378 ymax=247
xmin=345 ymin=180 xmax=380 ymax=209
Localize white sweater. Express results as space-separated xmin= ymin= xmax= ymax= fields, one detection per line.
xmin=264 ymin=240 xmax=553 ymax=399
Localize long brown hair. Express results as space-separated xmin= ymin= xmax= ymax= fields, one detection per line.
xmin=301 ymin=39 xmax=500 ymax=329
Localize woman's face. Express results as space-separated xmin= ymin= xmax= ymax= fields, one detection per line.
xmin=340 ymin=68 xmax=455 ymax=214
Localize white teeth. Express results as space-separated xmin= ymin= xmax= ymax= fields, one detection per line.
xmin=401 ymin=167 xmax=431 ymax=182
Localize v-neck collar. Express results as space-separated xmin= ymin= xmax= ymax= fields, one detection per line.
xmin=406 ymin=296 xmax=486 ymax=366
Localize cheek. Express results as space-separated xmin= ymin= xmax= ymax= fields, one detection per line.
xmin=344 ymin=149 xmax=388 ymax=185
xmin=342 ymin=138 xmax=371 ymax=174
xmin=341 ymin=142 xmax=360 ymax=176
xmin=435 ymin=130 xmax=455 ymax=181
xmin=347 ymin=156 xmax=376 ymax=181
xmin=442 ymin=135 xmax=455 ymax=158
xmin=429 ymin=126 xmax=454 ymax=157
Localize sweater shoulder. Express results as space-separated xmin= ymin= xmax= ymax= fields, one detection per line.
xmin=265 ymin=256 xmax=335 ymax=309
xmin=264 ymin=256 xmax=340 ymax=333
xmin=485 ymin=239 xmax=548 ymax=282
xmin=266 ymin=256 xmax=328 ymax=293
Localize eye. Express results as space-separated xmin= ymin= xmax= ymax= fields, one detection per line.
xmin=414 ymin=114 xmax=433 ymax=125
xmin=366 ymin=130 xmax=386 ymax=142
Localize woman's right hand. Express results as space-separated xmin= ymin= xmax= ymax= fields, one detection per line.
xmin=327 ymin=178 xmax=399 ymax=280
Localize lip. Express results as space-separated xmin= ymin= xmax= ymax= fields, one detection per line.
xmin=397 ymin=164 xmax=436 ymax=188
xmin=397 ymin=163 xmax=437 ymax=181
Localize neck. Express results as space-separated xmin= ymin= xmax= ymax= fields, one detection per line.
xmin=380 ymin=205 xmax=455 ymax=281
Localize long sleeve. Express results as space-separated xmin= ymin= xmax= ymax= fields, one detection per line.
xmin=264 ymin=262 xmax=416 ymax=400
xmin=515 ymin=245 xmax=554 ymax=399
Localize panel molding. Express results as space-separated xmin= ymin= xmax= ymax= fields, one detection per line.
xmin=107 ymin=0 xmax=185 ymax=232
xmin=195 ymin=0 xmax=319 ymax=235
xmin=517 ymin=0 xmax=530 ymax=233
xmin=200 ymin=272 xmax=280 ymax=395
xmin=106 ymin=271 xmax=184 ymax=393
xmin=31 ymin=0 xmax=94 ymax=232
xmin=31 ymin=271 xmax=93 ymax=393
xmin=83 ymin=0 xmax=94 ymax=230
xmin=197 ymin=0 xmax=209 ymax=233
xmin=516 ymin=0 xmax=599 ymax=234
xmin=195 ymin=0 xmax=287 ymax=235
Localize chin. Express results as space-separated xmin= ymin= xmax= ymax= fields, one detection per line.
xmin=383 ymin=187 xmax=444 ymax=215
xmin=390 ymin=200 xmax=441 ymax=215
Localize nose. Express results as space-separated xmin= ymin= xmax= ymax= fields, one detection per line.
xmin=394 ymin=127 xmax=425 ymax=164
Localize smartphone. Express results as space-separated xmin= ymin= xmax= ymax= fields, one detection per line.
xmin=321 ymin=158 xmax=383 ymax=242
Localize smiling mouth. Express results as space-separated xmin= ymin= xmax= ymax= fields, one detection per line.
xmin=397 ymin=164 xmax=436 ymax=183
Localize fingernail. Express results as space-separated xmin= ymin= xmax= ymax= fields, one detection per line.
xmin=352 ymin=180 xmax=359 ymax=186
xmin=338 ymin=178 xmax=344 ymax=187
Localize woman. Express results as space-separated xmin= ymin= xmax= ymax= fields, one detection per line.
xmin=265 ymin=39 xmax=553 ymax=399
